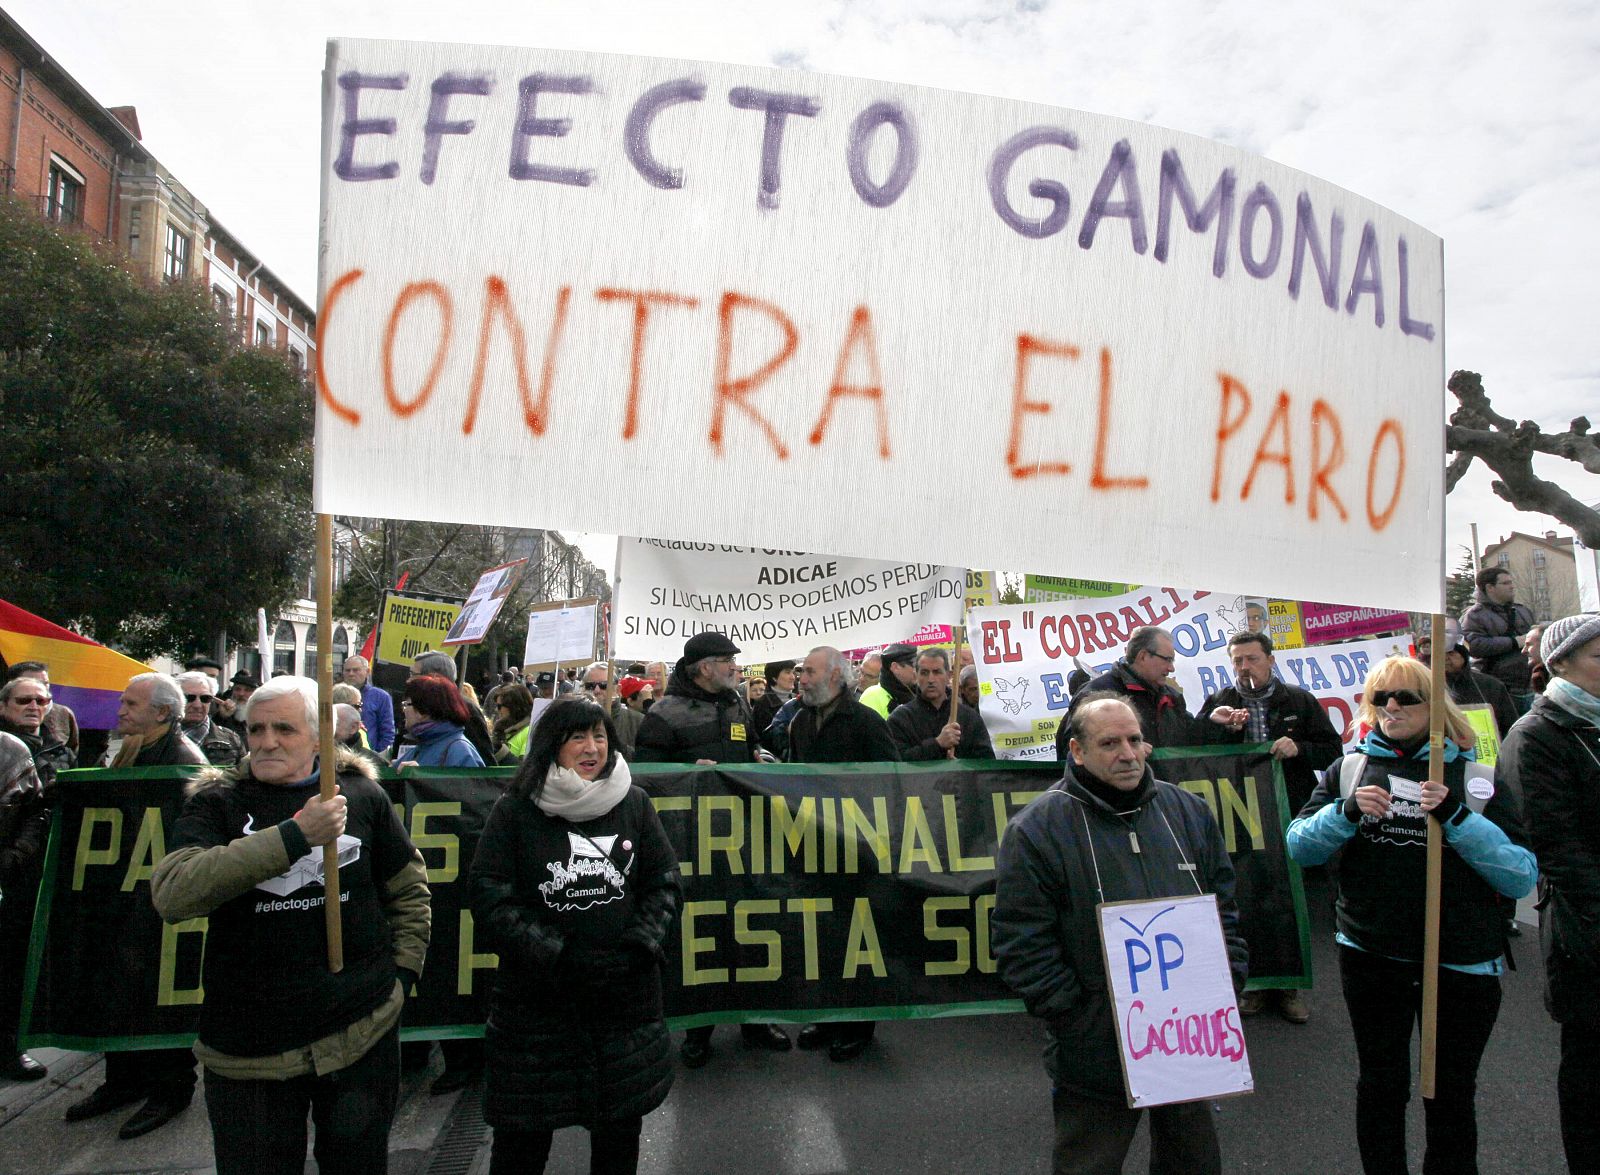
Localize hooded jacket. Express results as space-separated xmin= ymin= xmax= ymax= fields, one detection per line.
xmin=632 ymin=661 xmax=759 ymax=765
xmin=992 ymin=762 xmax=1247 ymax=1100
xmin=150 ymin=748 xmax=430 ymax=1078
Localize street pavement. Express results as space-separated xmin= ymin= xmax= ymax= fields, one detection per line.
xmin=0 ymin=875 xmax=1566 ymax=1173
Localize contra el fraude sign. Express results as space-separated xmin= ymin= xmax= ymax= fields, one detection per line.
xmin=313 ymin=40 xmax=1445 ymax=615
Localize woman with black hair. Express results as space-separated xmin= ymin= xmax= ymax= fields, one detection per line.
xmin=470 ymin=699 xmax=681 ymax=1174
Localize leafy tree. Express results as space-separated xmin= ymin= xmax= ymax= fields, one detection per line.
xmin=0 ymin=197 xmax=311 ymax=657
xmin=1444 ymin=545 xmax=1478 ymax=617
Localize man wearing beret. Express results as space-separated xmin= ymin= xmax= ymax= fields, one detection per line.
xmin=633 ymin=632 xmax=791 ymax=1066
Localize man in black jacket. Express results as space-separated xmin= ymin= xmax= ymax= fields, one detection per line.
xmin=994 ymin=694 xmax=1245 ymax=1175
xmin=887 ymin=648 xmax=995 ymax=760
xmin=632 ymin=632 xmax=790 ymax=1065
xmin=69 ymin=673 xmax=204 ymax=1139
xmin=1460 ymin=567 xmax=1537 ymax=710
xmin=1065 ymin=626 xmax=1200 ymax=754
xmin=786 ymin=646 xmax=899 ymax=1061
xmin=1197 ymin=630 xmax=1342 ymax=1023
xmin=1418 ymin=625 xmax=1519 ymax=740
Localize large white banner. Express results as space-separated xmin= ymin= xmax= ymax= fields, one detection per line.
xmin=1098 ymin=895 xmax=1253 ymax=1108
xmin=969 ymin=588 xmax=1411 ymax=759
xmin=315 ymin=39 xmax=1445 ymax=613
xmin=613 ymin=538 xmax=963 ymax=663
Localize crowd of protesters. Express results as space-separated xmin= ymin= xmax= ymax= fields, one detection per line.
xmin=0 ymin=585 xmax=1592 ymax=1174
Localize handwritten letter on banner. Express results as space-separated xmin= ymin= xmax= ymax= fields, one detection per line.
xmin=314 ymin=39 xmax=1446 ymax=614
xmin=613 ymin=539 xmax=963 ymax=663
xmin=969 ymin=588 xmax=1411 ymax=760
xmin=1098 ymin=895 xmax=1253 ymax=1108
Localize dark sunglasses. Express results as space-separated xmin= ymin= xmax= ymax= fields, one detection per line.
xmin=1371 ymin=689 xmax=1425 ymax=708
xmin=11 ymin=695 xmax=50 ymax=706
xmin=582 ymin=681 xmax=608 ymax=691
xmin=184 ymin=693 xmax=215 ymax=703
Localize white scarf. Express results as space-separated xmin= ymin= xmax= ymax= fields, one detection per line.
xmin=536 ymin=755 xmax=633 ymax=821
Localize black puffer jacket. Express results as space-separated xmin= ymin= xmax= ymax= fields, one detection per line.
xmin=992 ymin=763 xmax=1247 ymax=1100
xmin=1067 ymin=661 xmax=1200 ymax=751
xmin=1196 ymin=681 xmax=1343 ymax=814
xmin=470 ymin=782 xmax=681 ymax=1131
xmin=1503 ymin=695 xmax=1600 ymax=1024
xmin=632 ymin=663 xmax=759 ymax=765
xmin=1460 ymin=593 xmax=1536 ymax=692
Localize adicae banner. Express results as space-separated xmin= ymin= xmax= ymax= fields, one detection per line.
xmin=613 ymin=539 xmax=963 ymax=663
xmin=313 ymin=40 xmax=1445 ymax=614
xmin=374 ymin=592 xmax=462 ymax=666
xmin=968 ymin=588 xmax=1411 ymax=760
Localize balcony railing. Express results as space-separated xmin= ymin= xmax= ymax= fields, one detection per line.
xmin=33 ymin=195 xmax=108 ymax=243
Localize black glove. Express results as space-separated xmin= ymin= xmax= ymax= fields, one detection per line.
xmin=1429 ymin=790 xmax=1464 ymax=826
xmin=620 ymin=926 xmax=663 ymax=966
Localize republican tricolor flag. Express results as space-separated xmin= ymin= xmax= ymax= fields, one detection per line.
xmin=0 ymin=600 xmax=150 ymax=730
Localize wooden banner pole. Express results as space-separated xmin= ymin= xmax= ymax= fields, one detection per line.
xmin=316 ymin=513 xmax=345 ymax=973
xmin=1420 ymin=611 xmax=1445 ymax=1096
xmin=946 ymin=625 xmax=966 ymax=760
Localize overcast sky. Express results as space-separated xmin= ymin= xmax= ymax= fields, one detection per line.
xmin=13 ymin=0 xmax=1598 ymax=582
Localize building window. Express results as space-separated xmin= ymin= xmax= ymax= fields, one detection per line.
xmin=47 ymin=159 xmax=85 ymax=224
xmin=256 ymin=321 xmax=273 ymax=348
xmin=164 ymin=224 xmax=191 ymax=279
xmin=288 ymin=346 xmax=304 ymax=374
xmin=273 ymin=621 xmax=297 ymax=676
xmin=1497 ymin=553 xmax=1510 ymax=567
xmin=212 ymin=285 xmax=233 ymax=319
xmin=1534 ymin=550 xmax=1547 ymax=567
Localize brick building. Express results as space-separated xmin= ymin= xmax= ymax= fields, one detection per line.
xmin=0 ymin=8 xmax=314 ymax=368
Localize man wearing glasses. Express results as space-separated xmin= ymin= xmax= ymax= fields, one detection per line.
xmin=633 ymin=631 xmax=791 ymax=1066
xmin=1064 ymin=626 xmax=1201 ymax=754
xmin=175 ymin=672 xmax=243 ymax=767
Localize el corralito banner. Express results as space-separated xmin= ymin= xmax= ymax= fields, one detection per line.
xmin=21 ymin=751 xmax=1308 ymax=1049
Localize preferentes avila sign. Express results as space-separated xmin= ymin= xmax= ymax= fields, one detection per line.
xmin=315 ymin=40 xmax=1445 ymax=612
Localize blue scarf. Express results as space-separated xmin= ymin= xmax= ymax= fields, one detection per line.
xmin=1547 ymin=677 xmax=1600 ymax=728
xmin=1358 ymin=728 xmax=1470 ymax=763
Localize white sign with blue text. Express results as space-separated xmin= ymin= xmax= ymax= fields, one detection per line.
xmin=1097 ymin=893 xmax=1253 ymax=1109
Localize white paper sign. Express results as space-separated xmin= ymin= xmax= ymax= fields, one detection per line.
xmin=315 ymin=39 xmax=1445 ymax=613
xmin=524 ymin=603 xmax=598 ymax=666
xmin=613 ymin=538 xmax=963 ymax=662
xmin=1098 ymin=894 xmax=1253 ymax=1108
xmin=969 ymin=588 xmax=1411 ymax=759
xmin=443 ymin=558 xmax=526 ymax=646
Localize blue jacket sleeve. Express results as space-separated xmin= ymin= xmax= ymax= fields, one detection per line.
xmin=365 ymin=688 xmax=396 ymax=754
xmin=1286 ymin=797 xmax=1359 ymax=866
xmin=1442 ymin=810 xmax=1538 ymax=898
xmin=444 ymin=736 xmax=485 ymax=768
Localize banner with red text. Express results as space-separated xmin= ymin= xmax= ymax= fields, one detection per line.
xmin=315 ymin=40 xmax=1445 ymax=613
xmin=969 ymin=588 xmax=1411 ymax=759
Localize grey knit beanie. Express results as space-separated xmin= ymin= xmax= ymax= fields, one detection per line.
xmin=1542 ymin=613 xmax=1600 ymax=669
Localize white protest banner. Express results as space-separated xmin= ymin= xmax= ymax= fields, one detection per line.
xmin=315 ymin=39 xmax=1445 ymax=614
xmin=613 ymin=539 xmax=962 ymax=663
xmin=1098 ymin=894 xmax=1253 ymax=1108
xmin=443 ymin=558 xmax=526 ymax=646
xmin=969 ymin=588 xmax=1411 ymax=759
xmin=523 ymin=600 xmax=599 ymax=668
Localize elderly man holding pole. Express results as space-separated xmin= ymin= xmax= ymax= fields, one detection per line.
xmin=151 ymin=675 xmax=431 ymax=1174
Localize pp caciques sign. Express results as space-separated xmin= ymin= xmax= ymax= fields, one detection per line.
xmin=314 ymin=39 xmax=1445 ymax=614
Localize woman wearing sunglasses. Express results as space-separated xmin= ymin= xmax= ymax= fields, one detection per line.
xmin=471 ymin=698 xmax=680 ymax=1174
xmin=1286 ymin=655 xmax=1536 ymax=1174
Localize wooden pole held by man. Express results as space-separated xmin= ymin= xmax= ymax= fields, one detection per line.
xmin=316 ymin=513 xmax=345 ymax=973
xmin=1420 ymin=611 xmax=1446 ymax=1095
xmin=947 ymin=626 xmax=966 ymax=760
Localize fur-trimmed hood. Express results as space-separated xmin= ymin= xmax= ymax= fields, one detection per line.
xmin=185 ymin=745 xmax=379 ymax=798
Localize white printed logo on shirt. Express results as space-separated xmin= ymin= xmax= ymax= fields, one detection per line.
xmin=240 ymin=814 xmax=362 ymax=897
xmin=539 ymin=832 xmax=631 ymax=912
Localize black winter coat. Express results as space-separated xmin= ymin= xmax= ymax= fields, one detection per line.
xmin=1068 ymin=661 xmax=1200 ymax=752
xmin=1197 ymin=681 xmax=1343 ymax=814
xmin=470 ymin=783 xmax=681 ymax=1131
xmin=992 ymin=763 xmax=1247 ymax=1100
xmin=632 ymin=664 xmax=760 ymax=765
xmin=1460 ymin=595 xmax=1536 ymax=692
xmin=786 ymin=695 xmax=900 ymax=763
xmin=1503 ymin=696 xmax=1600 ymax=1024
xmin=887 ymin=692 xmax=995 ymax=760
xmin=1446 ymin=668 xmax=1520 ymax=740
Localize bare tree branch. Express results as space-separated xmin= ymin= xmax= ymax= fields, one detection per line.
xmin=1445 ymin=369 xmax=1600 ymax=547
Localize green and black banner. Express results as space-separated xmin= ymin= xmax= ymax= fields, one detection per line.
xmin=22 ymin=748 xmax=1308 ymax=1049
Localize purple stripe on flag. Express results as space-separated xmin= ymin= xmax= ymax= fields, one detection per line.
xmin=49 ymin=684 xmax=121 ymax=731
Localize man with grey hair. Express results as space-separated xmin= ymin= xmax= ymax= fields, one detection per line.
xmin=411 ymin=650 xmax=457 ymax=681
xmin=786 ymin=647 xmax=898 ymax=764
xmin=341 ymin=655 xmax=394 ymax=753
xmin=69 ymin=673 xmax=203 ymax=1137
xmin=888 ymin=647 xmax=995 ymax=760
xmin=787 ymin=646 xmax=898 ymax=1061
xmin=152 ymin=675 xmax=430 ymax=1173
xmin=176 ymin=672 xmax=243 ymax=767
xmin=1066 ymin=625 xmax=1200 ymax=752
